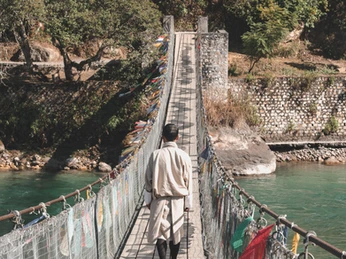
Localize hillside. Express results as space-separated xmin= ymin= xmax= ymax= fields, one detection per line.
xmin=2 ymin=16 xmax=346 ymax=171
xmin=0 ymin=58 xmax=151 ymax=171
xmin=228 ymin=41 xmax=346 ymax=78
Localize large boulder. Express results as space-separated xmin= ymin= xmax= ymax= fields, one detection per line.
xmin=11 ymin=42 xmax=61 ymax=62
xmin=98 ymin=162 xmax=112 ymax=172
xmin=210 ymin=126 xmax=276 ymax=176
xmin=323 ymin=156 xmax=341 ymax=165
xmin=65 ymin=157 xmax=80 ymax=169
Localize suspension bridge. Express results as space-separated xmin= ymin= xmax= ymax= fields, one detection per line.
xmin=0 ymin=16 xmax=345 ymax=259
xmin=120 ymin=31 xmax=203 ymax=259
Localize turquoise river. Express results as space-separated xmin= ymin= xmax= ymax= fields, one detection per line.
xmin=0 ymin=163 xmax=345 ymax=258
xmin=0 ymin=170 xmax=102 ymax=236
xmin=236 ymin=162 xmax=346 ymax=258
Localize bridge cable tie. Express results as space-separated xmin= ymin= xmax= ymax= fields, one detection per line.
xmin=87 ymin=184 xmax=95 ymax=198
xmin=305 ymin=231 xmax=317 ymax=246
xmin=11 ymin=210 xmax=23 ymax=229
xmin=277 ymin=214 xmax=287 ymax=225
xmin=29 ymin=207 xmax=37 ymax=215
xmin=74 ymin=189 xmax=84 ymax=203
xmin=259 ymin=204 xmax=268 ymax=214
xmin=60 ymin=195 xmax=71 ymax=210
xmin=99 ymin=178 xmax=105 ymax=188
xmin=39 ymin=202 xmax=50 ymax=218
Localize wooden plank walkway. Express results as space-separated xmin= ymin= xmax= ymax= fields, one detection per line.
xmin=119 ymin=32 xmax=205 ymax=259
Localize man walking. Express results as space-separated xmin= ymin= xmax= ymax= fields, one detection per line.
xmin=144 ymin=123 xmax=193 ymax=259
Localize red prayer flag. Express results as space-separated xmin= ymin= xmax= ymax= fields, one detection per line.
xmin=239 ymin=224 xmax=274 ymax=259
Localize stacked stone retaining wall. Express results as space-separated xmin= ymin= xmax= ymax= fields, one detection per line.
xmin=228 ymin=76 xmax=346 ymax=142
xmin=274 ymin=146 xmax=346 ymax=163
xmin=198 ymin=31 xmax=228 ymax=94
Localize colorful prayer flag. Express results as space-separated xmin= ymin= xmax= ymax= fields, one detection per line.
xmin=231 ymin=217 xmax=254 ymax=253
xmin=291 ymin=232 xmax=300 ymax=254
xmin=239 ymin=224 xmax=275 ymax=259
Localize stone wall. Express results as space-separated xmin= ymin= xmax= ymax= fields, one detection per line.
xmin=228 ymin=76 xmax=346 ymax=141
xmin=197 ymin=17 xmax=228 ymax=97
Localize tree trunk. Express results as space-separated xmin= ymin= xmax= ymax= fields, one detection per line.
xmin=52 ymin=38 xmax=75 ymax=80
xmin=62 ymin=52 xmax=74 ymax=81
xmin=248 ymin=56 xmax=261 ymax=73
xmin=13 ymin=23 xmax=33 ymax=70
xmin=52 ymin=37 xmax=105 ymax=81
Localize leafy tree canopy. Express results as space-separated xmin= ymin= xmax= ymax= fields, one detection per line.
xmin=43 ymin=0 xmax=163 ymax=80
xmin=226 ymin=0 xmax=328 ymax=72
xmin=0 ymin=0 xmax=163 ymax=80
xmin=241 ymin=0 xmax=290 ymax=72
xmin=0 ymin=0 xmax=46 ymax=68
xmin=308 ymin=0 xmax=346 ymax=58
xmin=0 ymin=0 xmax=46 ymax=31
xmin=223 ymin=0 xmax=328 ymax=29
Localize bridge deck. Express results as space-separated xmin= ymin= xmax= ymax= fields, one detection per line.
xmin=120 ymin=32 xmax=205 ymax=259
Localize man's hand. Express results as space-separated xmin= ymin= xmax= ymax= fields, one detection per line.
xmin=146 ymin=203 xmax=151 ymax=210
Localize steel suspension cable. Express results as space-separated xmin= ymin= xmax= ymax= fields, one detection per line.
xmin=0 ymin=174 xmax=108 ymax=222
xmin=225 ymin=178 xmax=346 ymax=258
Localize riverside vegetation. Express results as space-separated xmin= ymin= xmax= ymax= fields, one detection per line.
xmin=1 ymin=0 xmax=346 ymax=171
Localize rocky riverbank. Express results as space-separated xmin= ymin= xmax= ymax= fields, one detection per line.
xmin=0 ymin=145 xmax=113 ymax=172
xmin=274 ymin=146 xmax=346 ymax=165
xmin=2 ymin=130 xmax=345 ymax=173
xmin=209 ymin=126 xmax=346 ymax=176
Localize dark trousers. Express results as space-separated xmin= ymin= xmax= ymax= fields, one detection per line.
xmin=156 ymin=239 xmax=181 ymax=259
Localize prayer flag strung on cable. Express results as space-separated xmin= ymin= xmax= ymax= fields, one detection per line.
xmin=199 ymin=146 xmax=211 ymax=160
xmin=118 ymin=34 xmax=169 ymax=163
xmin=239 ymin=224 xmax=275 ymax=259
xmin=291 ymin=232 xmax=300 ymax=254
xmin=230 ymin=217 xmax=253 ymax=253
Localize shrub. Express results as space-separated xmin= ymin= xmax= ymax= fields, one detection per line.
xmin=262 ymin=73 xmax=274 ymax=88
xmin=326 ymin=76 xmax=336 ymax=88
xmin=308 ymin=102 xmax=317 ymax=115
xmin=286 ymin=120 xmax=295 ymax=133
xmin=203 ymin=94 xmax=261 ymax=128
xmin=288 ymin=77 xmax=299 ymax=87
xmin=245 ymin=73 xmax=256 ymax=84
xmin=228 ymin=63 xmax=241 ymax=76
xmin=276 ymin=41 xmax=300 ymax=58
xmin=323 ymin=116 xmax=339 ymax=135
xmin=281 ymin=67 xmax=296 ymax=77
xmin=300 ymin=71 xmax=318 ymax=91
xmin=318 ymin=65 xmax=338 ymax=75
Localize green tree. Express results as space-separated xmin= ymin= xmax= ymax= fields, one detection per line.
xmin=0 ymin=0 xmax=46 ymax=70
xmin=44 ymin=0 xmax=162 ymax=81
xmin=222 ymin=0 xmax=328 ymax=49
xmin=309 ymin=0 xmax=346 ymax=58
xmin=223 ymin=0 xmax=327 ymax=29
xmin=277 ymin=0 xmax=328 ymax=28
xmin=241 ymin=0 xmax=290 ymax=72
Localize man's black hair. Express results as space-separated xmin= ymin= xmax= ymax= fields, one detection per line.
xmin=162 ymin=123 xmax=179 ymax=141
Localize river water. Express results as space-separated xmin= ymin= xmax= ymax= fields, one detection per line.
xmin=236 ymin=162 xmax=346 ymax=258
xmin=0 ymin=164 xmax=345 ymax=258
xmin=0 ymin=170 xmax=102 ymax=236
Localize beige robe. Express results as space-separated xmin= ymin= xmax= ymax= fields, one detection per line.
xmin=145 ymin=141 xmax=192 ymax=245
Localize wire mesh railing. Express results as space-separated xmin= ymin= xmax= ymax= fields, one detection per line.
xmin=0 ymin=16 xmax=175 ymax=259
xmin=195 ymin=29 xmax=346 ymax=259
